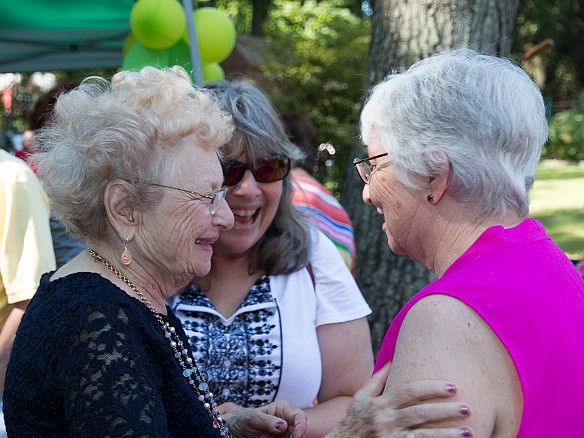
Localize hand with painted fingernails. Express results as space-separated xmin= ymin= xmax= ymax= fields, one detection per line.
xmin=223 ymin=399 xmax=307 ymax=438
xmin=325 ymin=363 xmax=473 ymax=438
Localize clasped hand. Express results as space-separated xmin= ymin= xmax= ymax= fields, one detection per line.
xmin=222 ymin=400 xmax=307 ymax=438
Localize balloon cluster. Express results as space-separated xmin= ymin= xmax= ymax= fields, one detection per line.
xmin=123 ymin=0 xmax=236 ymax=82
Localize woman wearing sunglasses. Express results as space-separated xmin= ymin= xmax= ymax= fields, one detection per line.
xmin=170 ymin=80 xmax=473 ymax=437
xmin=169 ymin=79 xmax=372 ymax=437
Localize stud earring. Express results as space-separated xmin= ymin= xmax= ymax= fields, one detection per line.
xmin=121 ymin=237 xmax=132 ymax=265
xmin=427 ymin=194 xmax=434 ymax=203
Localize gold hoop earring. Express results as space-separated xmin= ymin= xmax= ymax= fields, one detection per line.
xmin=121 ymin=238 xmax=132 ymax=265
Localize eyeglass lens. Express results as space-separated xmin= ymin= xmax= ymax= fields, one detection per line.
xmin=357 ymin=163 xmax=371 ymax=183
xmin=222 ymin=157 xmax=291 ymax=187
xmin=353 ymin=153 xmax=389 ymax=184
xmin=210 ymin=188 xmax=226 ymax=214
xmin=351 ymin=159 xmax=374 ymax=184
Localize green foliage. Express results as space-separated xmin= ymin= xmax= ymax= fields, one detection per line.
xmin=213 ymin=0 xmax=254 ymax=34
xmin=546 ymin=91 xmax=584 ymax=160
xmin=512 ymin=0 xmax=584 ymax=102
xmin=261 ymin=0 xmax=370 ymax=191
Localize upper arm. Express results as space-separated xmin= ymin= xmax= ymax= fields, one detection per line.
xmin=1 ymin=178 xmax=55 ymax=302
xmin=316 ymin=317 xmax=374 ymax=401
xmin=307 ymin=232 xmax=373 ymax=401
xmin=385 ymin=294 xmax=507 ymax=435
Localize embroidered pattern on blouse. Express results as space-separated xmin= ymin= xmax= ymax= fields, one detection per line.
xmin=176 ymin=275 xmax=283 ymax=408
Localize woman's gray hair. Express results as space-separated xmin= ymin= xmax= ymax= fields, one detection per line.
xmin=33 ymin=66 xmax=233 ymax=241
xmin=361 ymin=48 xmax=549 ymax=218
xmin=203 ymin=79 xmax=311 ymax=275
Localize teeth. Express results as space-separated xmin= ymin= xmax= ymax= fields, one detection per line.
xmin=195 ymin=239 xmax=204 ymax=245
xmin=232 ymin=209 xmax=256 ymax=217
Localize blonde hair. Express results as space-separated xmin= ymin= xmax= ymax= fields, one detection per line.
xmin=34 ymin=66 xmax=233 ymax=240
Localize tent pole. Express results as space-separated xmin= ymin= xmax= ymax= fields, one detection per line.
xmin=181 ymin=0 xmax=203 ymax=85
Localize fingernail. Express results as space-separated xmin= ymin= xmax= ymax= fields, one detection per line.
xmin=446 ymin=384 xmax=456 ymax=394
xmin=459 ymin=427 xmax=472 ymax=437
xmin=459 ymin=405 xmax=470 ymax=416
xmin=275 ymin=422 xmax=286 ymax=431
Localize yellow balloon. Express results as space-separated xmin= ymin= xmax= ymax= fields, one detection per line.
xmin=130 ymin=0 xmax=186 ymax=50
xmin=202 ymin=63 xmax=225 ymax=82
xmin=182 ymin=7 xmax=236 ymax=64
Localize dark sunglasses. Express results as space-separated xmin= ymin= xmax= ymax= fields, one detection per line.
xmin=221 ymin=156 xmax=291 ymax=187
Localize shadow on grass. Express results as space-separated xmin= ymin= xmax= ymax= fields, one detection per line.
xmin=536 ymin=166 xmax=584 ymax=181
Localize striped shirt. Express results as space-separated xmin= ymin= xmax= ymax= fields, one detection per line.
xmin=292 ymin=172 xmax=356 ymax=273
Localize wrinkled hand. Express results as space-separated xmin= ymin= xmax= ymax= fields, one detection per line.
xmin=218 ymin=402 xmax=245 ymax=415
xmin=325 ymin=363 xmax=473 ymax=438
xmin=223 ymin=400 xmax=307 ymax=438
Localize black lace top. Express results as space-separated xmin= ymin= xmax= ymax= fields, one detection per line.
xmin=4 ymin=272 xmax=222 ymax=438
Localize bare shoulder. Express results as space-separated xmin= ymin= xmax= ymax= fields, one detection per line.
xmin=386 ymin=294 xmax=522 ymax=437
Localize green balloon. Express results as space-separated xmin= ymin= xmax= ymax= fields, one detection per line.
xmin=202 ymin=63 xmax=225 ymax=82
xmin=122 ymin=33 xmax=137 ymax=58
xmin=168 ymin=40 xmax=192 ymax=73
xmin=123 ymin=42 xmax=170 ymax=71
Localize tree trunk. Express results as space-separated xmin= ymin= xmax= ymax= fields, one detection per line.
xmin=250 ymin=0 xmax=271 ymax=36
xmin=341 ymin=0 xmax=520 ymax=354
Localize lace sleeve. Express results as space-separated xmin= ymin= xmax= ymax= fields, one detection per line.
xmin=56 ymin=305 xmax=172 ymax=437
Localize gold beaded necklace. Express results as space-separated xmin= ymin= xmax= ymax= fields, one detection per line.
xmin=87 ymin=248 xmax=231 ymax=437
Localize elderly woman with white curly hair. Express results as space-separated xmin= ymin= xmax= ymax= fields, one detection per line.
xmin=2 ymin=66 xmax=309 ymax=438
xmin=1 ymin=65 xmax=473 ymax=438
xmin=328 ymin=49 xmax=584 ymax=437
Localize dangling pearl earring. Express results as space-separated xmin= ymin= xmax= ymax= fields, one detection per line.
xmin=121 ymin=238 xmax=132 ymax=265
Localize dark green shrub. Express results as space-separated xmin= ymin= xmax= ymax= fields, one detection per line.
xmin=546 ymin=91 xmax=584 ymax=161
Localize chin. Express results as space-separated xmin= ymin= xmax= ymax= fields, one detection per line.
xmin=190 ymin=257 xmax=212 ymax=278
xmin=387 ymin=236 xmax=406 ymax=255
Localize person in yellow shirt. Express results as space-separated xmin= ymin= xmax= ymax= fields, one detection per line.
xmin=0 ymin=149 xmax=55 ymax=388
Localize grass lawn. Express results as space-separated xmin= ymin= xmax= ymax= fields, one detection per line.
xmin=530 ymin=160 xmax=584 ymax=261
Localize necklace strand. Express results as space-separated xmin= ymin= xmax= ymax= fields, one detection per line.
xmin=87 ymin=248 xmax=231 ymax=437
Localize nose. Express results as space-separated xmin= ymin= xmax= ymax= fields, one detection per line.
xmin=362 ymin=183 xmax=373 ymax=205
xmin=212 ymin=200 xmax=234 ymax=230
xmin=230 ymin=169 xmax=261 ymax=196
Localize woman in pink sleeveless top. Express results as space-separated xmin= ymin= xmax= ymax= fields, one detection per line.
xmin=334 ymin=49 xmax=584 ymax=437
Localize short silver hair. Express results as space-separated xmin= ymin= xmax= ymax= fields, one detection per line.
xmin=361 ymin=48 xmax=549 ymax=218
xmin=34 ymin=66 xmax=233 ymax=241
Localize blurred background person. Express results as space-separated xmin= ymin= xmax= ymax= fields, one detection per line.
xmin=26 ymin=82 xmax=85 ymax=268
xmin=339 ymin=48 xmax=584 ymax=436
xmin=171 ymin=80 xmax=372 ymax=437
xmin=281 ymin=112 xmax=357 ymax=274
xmin=0 ymin=148 xmax=55 ymax=437
xmin=4 ymin=67 xmax=307 ymax=437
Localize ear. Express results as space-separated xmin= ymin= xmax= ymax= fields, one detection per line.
xmin=104 ymin=179 xmax=137 ymax=241
xmin=427 ymin=153 xmax=451 ymax=205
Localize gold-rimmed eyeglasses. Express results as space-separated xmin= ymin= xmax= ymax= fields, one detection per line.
xmin=352 ymin=153 xmax=389 ymax=184
xmin=136 ymin=181 xmax=227 ymax=215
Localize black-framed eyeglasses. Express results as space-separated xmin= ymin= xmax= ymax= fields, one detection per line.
xmin=352 ymin=153 xmax=389 ymax=184
xmin=221 ymin=156 xmax=291 ymax=187
xmin=136 ymin=181 xmax=227 ymax=215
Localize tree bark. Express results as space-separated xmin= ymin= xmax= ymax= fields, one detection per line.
xmin=250 ymin=0 xmax=271 ymax=36
xmin=341 ymin=0 xmax=520 ymax=354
